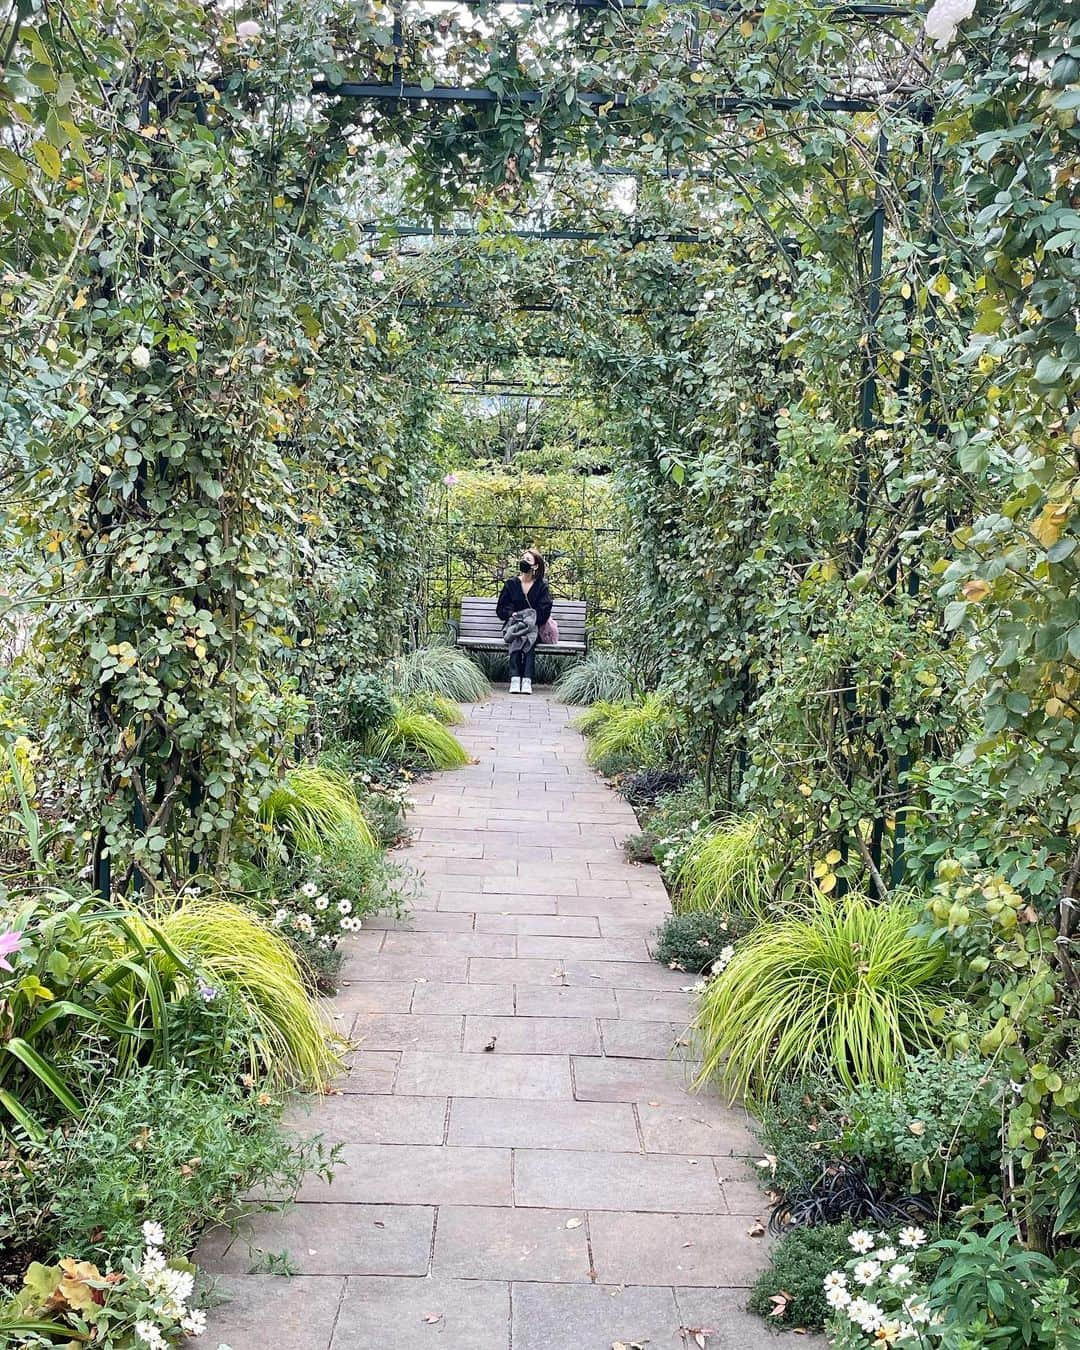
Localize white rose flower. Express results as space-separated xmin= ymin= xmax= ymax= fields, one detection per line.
xmin=130 ymin=345 xmax=151 ymax=370
xmin=923 ymin=0 xmax=975 ymax=46
xmin=236 ymin=19 xmax=262 ymax=41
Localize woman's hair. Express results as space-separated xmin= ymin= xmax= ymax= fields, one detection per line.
xmin=524 ymin=548 xmax=546 ymax=584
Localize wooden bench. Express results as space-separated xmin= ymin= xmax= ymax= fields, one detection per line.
xmin=453 ymin=596 xmax=588 ymax=657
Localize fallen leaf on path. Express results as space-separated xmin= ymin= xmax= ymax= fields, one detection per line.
xmin=747 ymin=1220 xmax=766 ymax=1238
xmin=565 ymin=1217 xmax=583 ymax=1229
xmin=679 ymin=1328 xmax=716 ymax=1348
xmin=769 ymin=1291 xmax=792 ymax=1319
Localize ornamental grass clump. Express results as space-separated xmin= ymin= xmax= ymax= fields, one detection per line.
xmin=144 ymin=898 xmax=341 ymax=1091
xmin=576 ymin=692 xmax=678 ymax=773
xmin=694 ymin=893 xmax=948 ymax=1108
xmin=553 ymin=651 xmax=634 ymax=705
xmin=365 ymin=706 xmax=470 ymax=771
xmin=674 ymin=813 xmax=772 ymax=919
xmin=387 ymin=643 xmax=489 ymax=703
xmin=258 ymin=766 xmax=376 ymax=856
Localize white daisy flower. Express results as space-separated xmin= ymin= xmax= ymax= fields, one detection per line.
xmin=898 ymin=1226 xmax=927 ymax=1250
xmin=849 ymin=1229 xmax=876 ymax=1253
xmin=338 ymin=899 xmax=352 ymax=915
xmin=905 ymin=1299 xmax=931 ymax=1324
xmin=135 ymin=1322 xmax=167 ymax=1350
xmin=142 ymin=1220 xmax=166 ymax=1248
xmin=888 ymin=1263 xmax=913 ymax=1286
xmin=315 ymin=895 xmax=330 ymax=911
xmin=853 ymin=1259 xmax=881 ymax=1286
xmin=858 ymin=1301 xmax=885 ymax=1334
xmin=182 ymin=1310 xmax=208 ymax=1336
xmin=825 ymin=1286 xmax=852 ymax=1310
xmin=301 ymin=881 xmax=319 ymax=898
xmin=823 ymin=1271 xmax=847 ymax=1292
xmin=847 ymin=1297 xmax=873 ymax=1326
xmin=875 ymin=1246 xmax=898 ymax=1263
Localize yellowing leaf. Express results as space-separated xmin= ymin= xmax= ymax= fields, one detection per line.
xmin=1032 ymin=502 xmax=1069 ymax=549
xmin=32 ymin=140 xmax=61 ymax=179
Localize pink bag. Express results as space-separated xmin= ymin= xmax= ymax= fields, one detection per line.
xmin=538 ymin=617 xmax=559 ymax=644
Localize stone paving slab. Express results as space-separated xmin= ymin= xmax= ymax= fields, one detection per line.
xmin=599 ymin=1018 xmax=692 ymax=1059
xmin=351 ymin=1012 xmax=463 ymax=1052
xmin=285 ymin=1093 xmax=448 ymax=1145
xmin=511 ymin=1281 xmax=684 ymax=1350
xmin=636 ymin=1103 xmax=757 ymax=1157
xmin=194 ymin=1275 xmax=343 ymax=1350
xmin=446 ymin=1096 xmax=642 ymax=1152
xmin=588 ymin=1210 xmax=769 ymax=1286
xmin=201 ymin=690 xmax=789 ymax=1350
xmin=513 ymin=1147 xmax=724 ymax=1213
xmin=197 ymin=1202 xmax=435 ymax=1276
xmin=297 ymin=1143 xmax=513 ymax=1205
xmin=395 ymin=1049 xmax=574 ymax=1099
xmin=432 ymin=1204 xmax=592 ymax=1282
xmin=330 ymin=1276 xmax=510 ymax=1350
xmin=572 ymin=1054 xmax=702 ymax=1105
xmin=410 ymin=979 xmax=514 ymax=1015
xmin=463 ymin=1014 xmax=602 ymax=1055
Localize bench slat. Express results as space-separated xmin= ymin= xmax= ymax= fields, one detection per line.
xmin=455 ymin=596 xmax=588 ymax=656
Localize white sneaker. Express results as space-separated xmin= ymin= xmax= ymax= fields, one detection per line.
xmin=509 ymin=677 xmax=521 ymax=694
xmin=521 ymin=678 xmax=533 ymax=695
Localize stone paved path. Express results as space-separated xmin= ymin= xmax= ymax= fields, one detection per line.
xmin=197 ymin=690 xmax=815 ymax=1349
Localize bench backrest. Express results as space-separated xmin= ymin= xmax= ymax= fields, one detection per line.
xmin=459 ymin=596 xmax=587 ymax=644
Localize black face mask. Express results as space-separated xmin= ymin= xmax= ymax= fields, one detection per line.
xmin=519 ymin=560 xmax=533 ymax=573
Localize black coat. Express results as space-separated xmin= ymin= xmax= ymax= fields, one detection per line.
xmin=497 ymin=576 xmax=553 ymax=628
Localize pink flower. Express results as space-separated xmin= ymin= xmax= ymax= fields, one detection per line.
xmin=0 ymin=929 xmax=23 ymax=973
xmin=370 ymin=269 xmax=385 ymax=283
xmin=442 ymin=473 xmax=459 ymax=487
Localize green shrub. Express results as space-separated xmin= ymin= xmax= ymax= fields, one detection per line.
xmin=840 ymin=1050 xmax=1005 ymax=1203
xmin=673 ymin=813 xmax=772 ymax=918
xmin=387 ymin=644 xmax=489 ymax=703
xmin=258 ymin=765 xmax=376 ymax=857
xmin=694 ymin=893 xmax=949 ymax=1107
xmin=748 ymin=1222 xmax=855 ymax=1332
xmin=36 ymin=1068 xmax=337 ymax=1264
xmin=553 ymin=651 xmax=634 ymax=705
xmin=623 ymin=830 xmax=658 ymax=864
xmin=653 ymin=911 xmax=754 ymax=974
xmin=319 ymin=671 xmax=396 ymax=744
xmin=365 ymin=706 xmax=470 ymax=770
xmin=755 ymin=1079 xmax=842 ymax=1196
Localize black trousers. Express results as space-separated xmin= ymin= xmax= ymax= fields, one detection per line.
xmin=510 ymin=646 xmax=535 ymax=680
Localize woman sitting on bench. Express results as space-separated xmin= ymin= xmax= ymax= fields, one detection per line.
xmin=496 ymin=548 xmax=553 ymax=695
